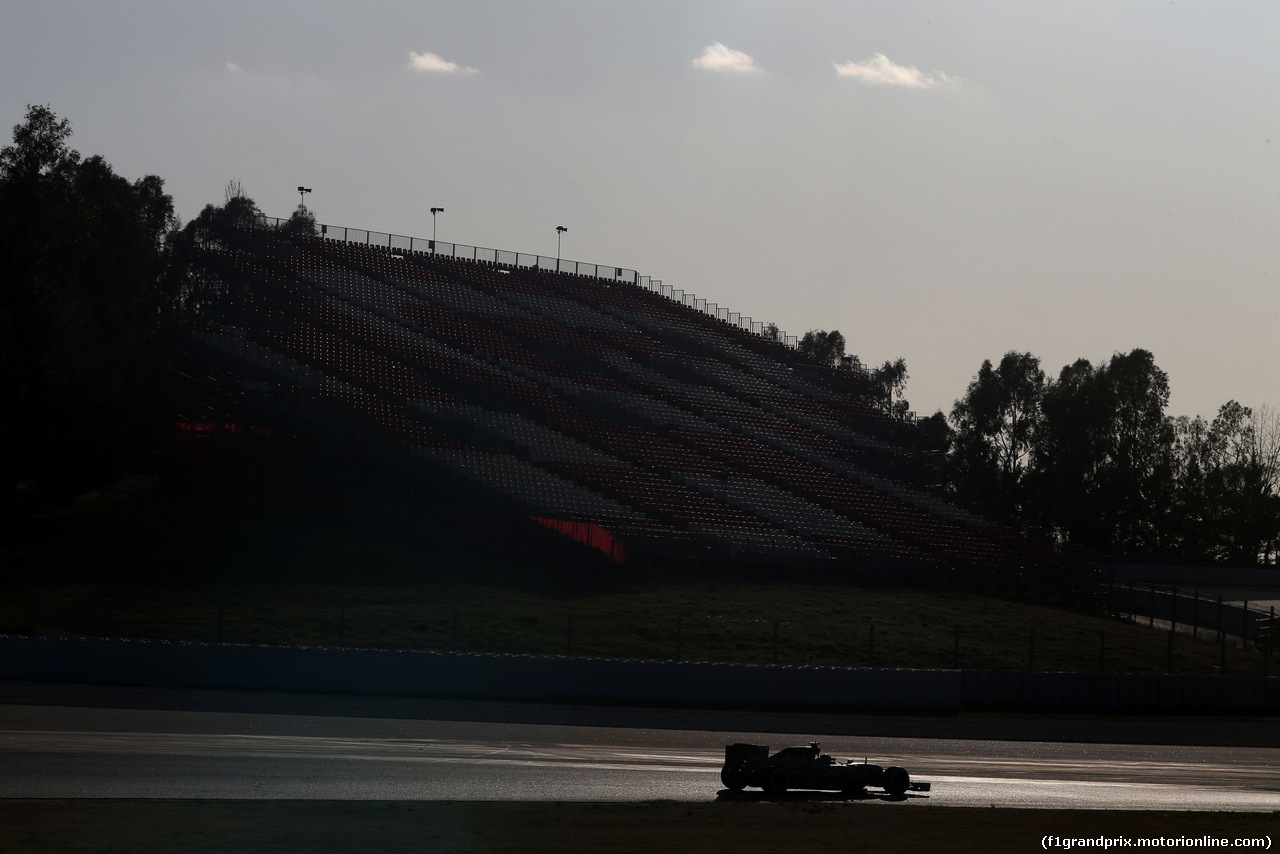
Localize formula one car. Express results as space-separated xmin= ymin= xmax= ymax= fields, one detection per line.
xmin=720 ymin=742 xmax=930 ymax=796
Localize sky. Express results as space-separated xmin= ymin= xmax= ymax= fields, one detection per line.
xmin=3 ymin=1 xmax=1278 ymax=421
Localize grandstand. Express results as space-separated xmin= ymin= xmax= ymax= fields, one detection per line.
xmin=172 ymin=220 xmax=1063 ymax=582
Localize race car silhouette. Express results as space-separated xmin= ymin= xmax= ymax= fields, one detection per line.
xmin=720 ymin=742 xmax=929 ymax=797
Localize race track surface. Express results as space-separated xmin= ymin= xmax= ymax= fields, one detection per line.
xmin=0 ymin=695 xmax=1276 ymax=811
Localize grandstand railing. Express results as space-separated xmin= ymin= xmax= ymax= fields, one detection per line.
xmin=258 ymin=215 xmax=802 ymax=350
xmin=313 ymin=222 xmax=641 ymax=285
xmin=635 ymin=276 xmax=800 ymax=349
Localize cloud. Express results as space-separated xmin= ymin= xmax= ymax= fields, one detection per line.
xmin=406 ymin=51 xmax=478 ymax=74
xmin=692 ymin=42 xmax=761 ymax=73
xmin=833 ymin=53 xmax=957 ymax=89
xmin=226 ymin=61 xmax=242 ymax=74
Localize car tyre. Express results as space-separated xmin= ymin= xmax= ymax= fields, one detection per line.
xmin=765 ymin=769 xmax=789 ymax=796
xmin=882 ymin=766 xmax=910 ymax=797
xmin=720 ymin=770 xmax=748 ymax=791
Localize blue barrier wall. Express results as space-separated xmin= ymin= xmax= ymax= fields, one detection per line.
xmin=0 ymin=636 xmax=959 ymax=712
xmin=962 ymin=669 xmax=1280 ymax=711
xmin=2 ymin=636 xmax=1275 ymax=712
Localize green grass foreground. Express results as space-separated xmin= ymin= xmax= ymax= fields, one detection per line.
xmin=3 ymin=800 xmax=1277 ymax=854
xmin=3 ymin=575 xmax=1267 ymax=676
xmin=3 ymin=475 xmax=1274 ymax=676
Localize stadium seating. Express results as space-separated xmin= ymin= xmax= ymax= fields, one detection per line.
xmin=179 ymin=225 xmax=1062 ymax=573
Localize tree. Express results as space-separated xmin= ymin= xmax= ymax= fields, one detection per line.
xmin=1103 ymin=349 xmax=1176 ymax=553
xmin=915 ymin=410 xmax=952 ymax=486
xmin=0 ymin=105 xmax=177 ymax=514
xmin=0 ymin=104 xmax=77 ymax=180
xmin=939 ymin=344 xmax=1278 ymax=563
xmin=798 ymin=329 xmax=845 ymax=367
xmin=186 ymin=179 xmax=263 ymax=243
xmin=1173 ymin=401 xmax=1280 ymax=564
xmin=797 ymin=330 xmax=910 ymax=417
xmin=1170 ymin=413 xmax=1214 ymax=561
xmin=167 ymin=181 xmax=267 ymax=319
xmin=1030 ymin=349 xmax=1175 ymax=556
xmin=281 ymin=205 xmax=317 ymax=236
xmin=1251 ymin=404 xmax=1280 ymax=563
xmin=870 ymin=357 xmax=910 ymax=420
xmin=948 ymin=351 xmax=1044 ymax=520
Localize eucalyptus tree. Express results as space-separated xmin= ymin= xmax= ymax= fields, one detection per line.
xmin=1174 ymin=401 xmax=1280 ymax=564
xmin=1031 ymin=349 xmax=1175 ymax=556
xmin=798 ymin=329 xmax=846 ymax=367
xmin=871 ymin=357 xmax=910 ymax=420
xmin=0 ymin=105 xmax=177 ymax=513
xmin=948 ymin=351 xmax=1044 ymax=522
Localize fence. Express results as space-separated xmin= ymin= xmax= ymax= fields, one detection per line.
xmin=634 ymin=276 xmax=800 ymax=349
xmin=69 ymin=599 xmax=1279 ymax=678
xmin=4 ymin=635 xmax=1278 ymax=712
xmin=0 ymin=635 xmax=961 ymax=712
xmin=1104 ymin=580 xmax=1278 ymax=644
xmin=256 ymin=215 xmax=803 ymax=350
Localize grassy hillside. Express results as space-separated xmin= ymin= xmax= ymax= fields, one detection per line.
xmin=1 ymin=475 xmax=1271 ymax=677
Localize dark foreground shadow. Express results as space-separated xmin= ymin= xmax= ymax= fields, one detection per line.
xmin=715 ymin=789 xmax=927 ymax=804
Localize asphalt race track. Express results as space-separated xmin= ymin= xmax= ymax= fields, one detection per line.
xmin=0 ymin=692 xmax=1277 ymax=811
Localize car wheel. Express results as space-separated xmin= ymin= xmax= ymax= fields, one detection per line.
xmin=765 ymin=769 xmax=789 ymax=796
xmin=720 ymin=770 xmax=747 ymax=791
xmin=882 ymin=766 xmax=909 ymax=797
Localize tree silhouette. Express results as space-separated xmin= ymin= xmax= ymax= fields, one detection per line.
xmin=870 ymin=357 xmax=910 ymax=420
xmin=949 ymin=351 xmax=1044 ymax=520
xmin=165 ymin=180 xmax=268 ymax=320
xmin=1173 ymin=402 xmax=1280 ymax=564
xmin=798 ymin=329 xmax=845 ymax=367
xmin=0 ymin=105 xmax=176 ymax=514
xmin=281 ymin=204 xmax=317 ymax=236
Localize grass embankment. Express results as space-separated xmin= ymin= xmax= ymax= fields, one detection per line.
xmin=2 ymin=475 xmax=1272 ymax=676
xmin=3 ymin=801 xmax=1276 ymax=854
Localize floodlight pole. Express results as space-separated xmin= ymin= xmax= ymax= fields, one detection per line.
xmin=556 ymin=225 xmax=567 ymax=272
xmin=297 ymin=186 xmax=312 ymax=211
xmin=431 ymin=207 xmax=444 ymax=245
